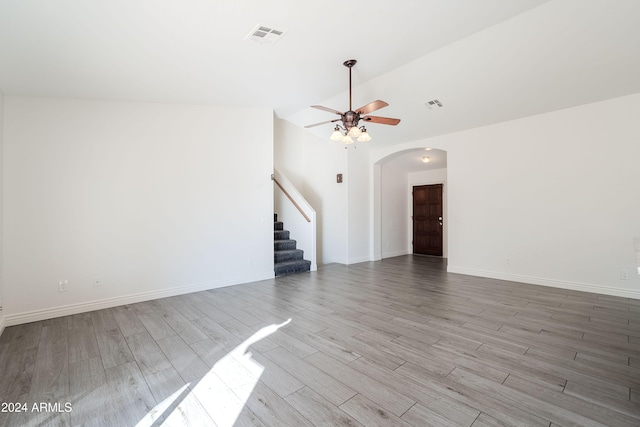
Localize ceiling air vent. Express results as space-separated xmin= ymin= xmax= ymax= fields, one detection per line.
xmin=425 ymin=99 xmax=443 ymax=109
xmin=245 ymin=24 xmax=286 ymax=45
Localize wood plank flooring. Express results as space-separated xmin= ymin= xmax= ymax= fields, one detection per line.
xmin=1 ymin=255 xmax=639 ymax=426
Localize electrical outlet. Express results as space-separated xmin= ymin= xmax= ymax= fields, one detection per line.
xmin=505 ymin=258 xmax=511 ymax=267
xmin=620 ymin=270 xmax=629 ymax=280
xmin=93 ymin=277 xmax=102 ymax=287
xmin=58 ymin=280 xmax=69 ymax=292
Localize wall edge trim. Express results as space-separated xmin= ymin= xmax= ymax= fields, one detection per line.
xmin=382 ymin=249 xmax=410 ymax=259
xmin=347 ymin=255 xmax=372 ymax=265
xmin=3 ymin=272 xmax=275 ymax=327
xmin=0 ymin=312 xmax=5 ymax=338
xmin=447 ymin=266 xmax=640 ymax=299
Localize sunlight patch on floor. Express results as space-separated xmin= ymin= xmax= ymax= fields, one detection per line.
xmin=136 ymin=318 xmax=292 ymax=426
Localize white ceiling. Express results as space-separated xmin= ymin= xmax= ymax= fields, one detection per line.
xmin=1 ymin=0 xmax=639 ymax=149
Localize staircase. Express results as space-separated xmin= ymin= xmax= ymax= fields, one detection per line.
xmin=274 ymin=214 xmax=311 ymax=276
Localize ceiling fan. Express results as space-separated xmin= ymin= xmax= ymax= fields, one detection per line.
xmin=305 ymin=59 xmax=400 ymax=143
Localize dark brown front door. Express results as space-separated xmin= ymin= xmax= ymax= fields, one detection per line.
xmin=413 ymin=184 xmax=443 ymax=256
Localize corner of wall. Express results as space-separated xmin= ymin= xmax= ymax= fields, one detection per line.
xmin=0 ymin=90 xmax=4 ymax=332
xmin=274 ymin=118 xmax=349 ymax=266
xmin=0 ymin=311 xmax=5 ymax=338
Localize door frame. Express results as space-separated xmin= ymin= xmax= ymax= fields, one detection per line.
xmin=407 ymin=180 xmax=447 ymax=258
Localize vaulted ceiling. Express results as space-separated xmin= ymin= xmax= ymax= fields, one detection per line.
xmin=1 ymin=0 xmax=639 ymax=148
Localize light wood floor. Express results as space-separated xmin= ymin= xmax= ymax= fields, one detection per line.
xmin=1 ymin=255 xmax=639 ymax=426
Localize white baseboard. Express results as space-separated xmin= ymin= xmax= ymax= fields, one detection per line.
xmin=447 ymin=266 xmax=640 ymax=300
xmin=347 ymin=255 xmax=372 ymax=265
xmin=322 ymin=256 xmax=348 ymax=265
xmin=3 ymin=271 xmax=275 ymax=327
xmin=382 ymin=249 xmax=410 ymax=259
xmin=0 ymin=311 xmax=5 ymax=338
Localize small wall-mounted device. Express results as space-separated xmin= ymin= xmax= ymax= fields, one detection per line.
xmin=337 ymin=173 xmax=343 ymax=183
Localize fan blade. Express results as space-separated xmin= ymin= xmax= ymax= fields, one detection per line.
xmin=304 ymin=119 xmax=340 ymax=128
xmin=311 ymin=105 xmax=343 ymax=115
xmin=363 ymin=115 xmax=401 ymax=126
xmin=356 ymin=100 xmax=389 ymax=115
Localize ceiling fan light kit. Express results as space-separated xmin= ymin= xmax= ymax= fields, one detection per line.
xmin=330 ymin=126 xmax=344 ymax=141
xmin=347 ymin=125 xmax=362 ymax=138
xmin=357 ymin=127 xmax=372 ymax=142
xmin=305 ymin=59 xmax=400 ymax=144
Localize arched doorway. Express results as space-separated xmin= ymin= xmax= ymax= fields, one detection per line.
xmin=373 ymin=147 xmax=448 ymax=261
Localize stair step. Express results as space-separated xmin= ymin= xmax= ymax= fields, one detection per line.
xmin=274 ymin=249 xmax=304 ymax=263
xmin=275 ymin=260 xmax=311 ymax=276
xmin=274 ymin=239 xmax=297 ymax=251
xmin=274 ymin=229 xmax=290 ymax=240
xmin=273 ymin=213 xmax=311 ymax=277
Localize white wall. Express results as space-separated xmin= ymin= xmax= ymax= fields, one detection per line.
xmin=0 ymin=91 xmax=4 ymax=331
xmin=380 ymin=161 xmax=409 ymax=258
xmin=372 ymin=93 xmax=640 ymax=298
xmin=274 ymin=119 xmax=347 ymax=265
xmin=281 ymin=93 xmax=640 ymax=298
xmin=347 ymin=146 xmax=372 ymax=264
xmin=408 ymin=168 xmax=448 ymax=258
xmin=446 ymin=93 xmax=640 ymax=297
xmin=2 ymin=97 xmax=274 ymax=323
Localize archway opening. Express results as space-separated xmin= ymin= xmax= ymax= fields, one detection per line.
xmin=373 ymin=147 xmax=448 ymax=261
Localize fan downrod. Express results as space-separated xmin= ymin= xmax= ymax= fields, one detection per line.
xmin=343 ymin=59 xmax=357 ymax=111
